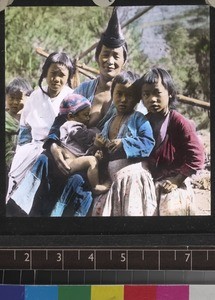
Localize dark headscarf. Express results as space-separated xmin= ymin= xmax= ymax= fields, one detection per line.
xmin=95 ymin=7 xmax=128 ymax=62
xmin=101 ymin=7 xmax=125 ymax=48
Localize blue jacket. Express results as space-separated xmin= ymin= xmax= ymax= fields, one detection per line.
xmin=102 ymin=111 xmax=155 ymax=159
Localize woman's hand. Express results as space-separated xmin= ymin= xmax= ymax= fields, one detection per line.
xmin=95 ymin=150 xmax=104 ymax=161
xmin=107 ymin=139 xmax=122 ymax=153
xmin=161 ymin=174 xmax=187 ymax=193
xmin=50 ymin=143 xmax=71 ymax=176
xmin=94 ymin=133 xmax=107 ymax=148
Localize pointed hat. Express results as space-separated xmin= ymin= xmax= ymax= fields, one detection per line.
xmin=101 ymin=7 xmax=125 ymax=48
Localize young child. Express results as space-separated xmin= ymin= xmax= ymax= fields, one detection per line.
xmin=6 ymin=52 xmax=75 ymax=202
xmin=58 ymin=93 xmax=111 ymax=195
xmin=138 ymin=67 xmax=205 ymax=215
xmin=94 ymin=71 xmax=155 ymax=163
xmin=92 ymin=71 xmax=156 ymax=216
xmin=5 ymin=77 xmax=33 ymax=173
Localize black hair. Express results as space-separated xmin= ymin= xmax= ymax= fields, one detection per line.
xmin=137 ymin=67 xmax=177 ymax=108
xmin=6 ymin=77 xmax=33 ymax=96
xmin=95 ymin=40 xmax=128 ymax=64
xmin=111 ymin=71 xmax=140 ymax=97
xmin=38 ymin=52 xmax=75 ymax=94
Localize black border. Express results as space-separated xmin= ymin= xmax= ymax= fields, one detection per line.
xmin=0 ymin=0 xmax=214 ymax=239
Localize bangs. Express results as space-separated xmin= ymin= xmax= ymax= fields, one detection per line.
xmin=143 ymin=69 xmax=160 ymax=85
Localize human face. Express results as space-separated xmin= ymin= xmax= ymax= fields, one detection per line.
xmin=98 ymin=45 xmax=124 ymax=80
xmin=113 ymin=83 xmax=138 ymax=115
xmin=141 ymin=77 xmax=170 ymax=115
xmin=6 ymin=90 xmax=25 ymax=115
xmin=72 ymin=107 xmax=91 ymax=125
xmin=46 ymin=63 xmax=69 ymax=97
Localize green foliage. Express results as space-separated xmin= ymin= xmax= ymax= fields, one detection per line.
xmin=124 ymin=21 xmax=151 ymax=76
xmin=5 ymin=6 xmax=112 ymax=86
xmin=5 ymin=4 xmax=210 ymax=129
xmin=156 ymin=6 xmax=210 ymax=103
xmin=160 ymin=23 xmax=201 ymax=96
xmin=158 ymin=13 xmax=210 ymax=128
xmin=193 ymin=30 xmax=210 ymax=101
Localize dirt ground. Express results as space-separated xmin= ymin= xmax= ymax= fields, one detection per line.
xmin=191 ymin=130 xmax=211 ymax=215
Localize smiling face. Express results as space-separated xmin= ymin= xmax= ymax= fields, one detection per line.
xmin=46 ymin=63 xmax=69 ymax=98
xmin=98 ymin=45 xmax=124 ymax=81
xmin=113 ymin=83 xmax=138 ymax=115
xmin=141 ymin=76 xmax=170 ymax=116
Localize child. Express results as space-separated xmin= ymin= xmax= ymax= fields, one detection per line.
xmin=92 ymin=71 xmax=157 ymax=216
xmin=5 ymin=77 xmax=33 ymax=173
xmin=6 ymin=52 xmax=75 ymax=202
xmin=138 ymin=67 xmax=205 ymax=215
xmin=58 ymin=93 xmax=110 ymax=195
xmin=95 ymin=71 xmax=155 ymax=164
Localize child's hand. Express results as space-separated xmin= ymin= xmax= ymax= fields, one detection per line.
xmin=107 ymin=139 xmax=122 ymax=153
xmin=94 ymin=133 xmax=107 ymax=148
xmin=95 ymin=150 xmax=103 ymax=161
xmin=161 ymin=174 xmax=186 ymax=193
xmin=161 ymin=179 xmax=178 ymax=193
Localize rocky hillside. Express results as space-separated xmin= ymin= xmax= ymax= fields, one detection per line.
xmin=191 ymin=129 xmax=211 ymax=215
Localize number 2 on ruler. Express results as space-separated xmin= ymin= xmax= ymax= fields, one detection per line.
xmin=24 ymin=252 xmax=30 ymax=262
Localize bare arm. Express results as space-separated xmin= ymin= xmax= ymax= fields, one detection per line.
xmin=50 ymin=143 xmax=71 ymax=176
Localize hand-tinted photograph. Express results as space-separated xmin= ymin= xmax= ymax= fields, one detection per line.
xmin=4 ymin=4 xmax=211 ymax=218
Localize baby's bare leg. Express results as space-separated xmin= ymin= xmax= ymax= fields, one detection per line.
xmin=68 ymin=156 xmax=110 ymax=195
xmin=83 ymin=156 xmax=111 ymax=195
xmin=63 ymin=148 xmax=77 ymax=166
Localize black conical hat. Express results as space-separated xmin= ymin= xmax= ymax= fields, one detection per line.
xmin=101 ymin=7 xmax=125 ymax=48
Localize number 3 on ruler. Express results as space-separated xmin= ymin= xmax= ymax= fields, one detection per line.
xmin=57 ymin=253 xmax=62 ymax=262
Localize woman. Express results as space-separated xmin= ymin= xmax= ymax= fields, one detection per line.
xmin=48 ymin=7 xmax=128 ymax=176
xmin=6 ymin=7 xmax=128 ymax=217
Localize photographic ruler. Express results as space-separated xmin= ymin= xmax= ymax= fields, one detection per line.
xmin=0 ymin=235 xmax=215 ymax=285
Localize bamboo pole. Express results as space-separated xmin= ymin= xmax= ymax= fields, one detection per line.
xmin=78 ymin=6 xmax=155 ymax=60
xmin=78 ymin=42 xmax=98 ymax=61
xmin=35 ymin=48 xmax=210 ymax=109
xmin=72 ymin=58 xmax=80 ymax=88
xmin=35 ymin=47 xmax=99 ymax=76
xmin=35 ymin=47 xmax=48 ymax=58
xmin=177 ymin=94 xmax=210 ymax=110
xmin=35 ymin=48 xmax=97 ymax=87
xmin=121 ymin=6 xmax=155 ymax=28
xmin=78 ymin=68 xmax=97 ymax=79
xmin=76 ymin=62 xmax=99 ymax=75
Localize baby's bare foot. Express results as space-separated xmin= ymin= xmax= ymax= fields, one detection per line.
xmin=103 ymin=180 xmax=112 ymax=189
xmin=93 ymin=183 xmax=111 ymax=195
